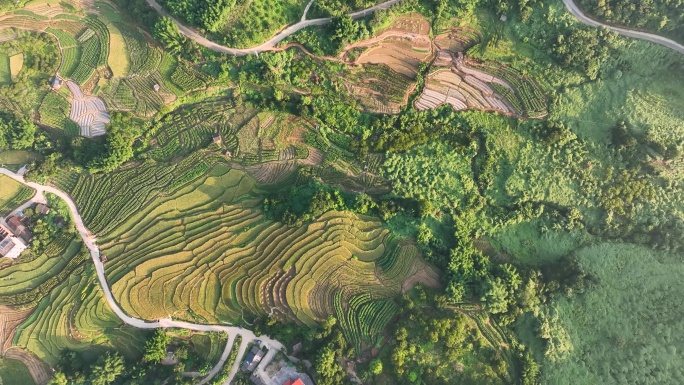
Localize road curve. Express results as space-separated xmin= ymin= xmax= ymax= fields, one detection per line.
xmin=563 ymin=0 xmax=684 ymax=55
xmin=0 ymin=168 xmax=287 ymax=385
xmin=145 ymin=0 xmax=406 ymax=56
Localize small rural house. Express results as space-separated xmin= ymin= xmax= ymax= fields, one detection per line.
xmin=51 ymin=75 xmax=63 ymax=91
xmin=0 ymin=224 xmax=26 ymax=259
xmin=241 ymin=346 xmax=264 ymax=372
xmin=6 ymin=215 xmax=31 ymax=243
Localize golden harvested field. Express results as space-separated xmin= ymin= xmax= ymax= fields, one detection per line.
xmin=107 ymin=23 xmax=129 ymax=77
xmin=8 ymin=53 xmax=22 ymax=78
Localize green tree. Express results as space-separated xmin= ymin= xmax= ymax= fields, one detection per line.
xmin=369 ymin=359 xmax=383 ymax=375
xmin=143 ymin=329 xmax=171 ymax=363
xmin=47 ymin=372 xmax=68 ymax=385
xmin=89 ymin=352 xmax=125 ymax=385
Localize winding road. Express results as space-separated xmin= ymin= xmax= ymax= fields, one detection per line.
xmin=562 ymin=0 xmax=684 ymax=55
xmin=0 ymin=168 xmax=285 ymax=385
xmin=146 ymin=0 xmax=684 ymax=56
xmin=145 ymin=0 xmax=406 ymax=56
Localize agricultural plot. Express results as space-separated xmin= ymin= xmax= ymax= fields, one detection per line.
xmin=0 ymin=357 xmax=34 ymax=385
xmin=414 ymin=51 xmax=547 ymax=118
xmin=66 ymin=80 xmax=109 ymax=137
xmin=336 ymin=13 xmax=431 ymax=113
xmin=343 ymin=13 xmax=433 ymax=78
xmin=53 ymin=152 xmax=222 ymax=235
xmin=106 ymin=22 xmax=129 ymax=77
xmin=9 ymin=53 xmax=22 ymax=79
xmin=342 ymin=64 xmax=415 ymax=114
xmin=0 ymin=175 xmax=33 ymax=215
xmin=0 ymin=2 xmax=189 ymax=119
xmin=84 ymin=165 xmax=435 ymax=341
xmin=38 ymin=91 xmax=78 ymax=135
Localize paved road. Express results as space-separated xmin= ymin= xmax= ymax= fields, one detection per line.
xmin=145 ymin=0 xmax=406 ymax=56
xmin=563 ymin=0 xmax=684 ymax=55
xmin=0 ymin=168 xmax=288 ymax=384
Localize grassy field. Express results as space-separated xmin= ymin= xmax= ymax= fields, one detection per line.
xmin=0 ymin=53 xmax=10 ymax=84
xmin=106 ymin=22 xmax=129 ymax=77
xmin=538 ymin=243 xmax=684 ymax=384
xmin=0 ymin=175 xmax=34 ymax=215
xmin=0 ymin=150 xmax=42 ymax=172
xmin=0 ymin=357 xmax=34 ymax=385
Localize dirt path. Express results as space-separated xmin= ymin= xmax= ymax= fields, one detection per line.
xmin=0 ymin=167 xmax=293 ymax=385
xmin=145 ymin=0 xmax=407 ymax=56
xmin=563 ymin=0 xmax=684 ymax=55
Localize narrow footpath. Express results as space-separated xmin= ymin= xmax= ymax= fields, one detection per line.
xmin=0 ymin=168 xmax=286 ymax=385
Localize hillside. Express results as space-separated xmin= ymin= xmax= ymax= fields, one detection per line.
xmin=0 ymin=0 xmax=682 ymax=384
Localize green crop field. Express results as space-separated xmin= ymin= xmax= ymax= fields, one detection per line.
xmin=0 ymin=175 xmax=33 ymax=215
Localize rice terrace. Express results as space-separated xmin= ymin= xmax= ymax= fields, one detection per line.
xmin=0 ymin=0 xmax=683 ymax=384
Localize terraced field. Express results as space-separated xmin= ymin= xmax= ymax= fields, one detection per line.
xmin=82 ymin=164 xmax=434 ymax=348
xmin=0 ymin=1 xmax=207 ymax=122
xmin=414 ymin=51 xmax=547 ymax=117
xmin=13 ymin=266 xmax=148 ymax=365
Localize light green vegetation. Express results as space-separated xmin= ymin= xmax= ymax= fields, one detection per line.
xmin=0 ymin=357 xmax=34 ymax=385
xmin=0 ymin=53 xmax=10 ymax=84
xmin=38 ymin=91 xmax=78 ymax=134
xmin=0 ymin=150 xmax=41 ymax=171
xmin=0 ymin=174 xmax=33 ymax=215
xmin=540 ymin=243 xmax=684 ymax=384
xmin=189 ymin=332 xmax=226 ymax=364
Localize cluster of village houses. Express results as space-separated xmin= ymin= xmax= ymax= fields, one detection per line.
xmin=239 ymin=342 xmax=313 ymax=385
xmin=0 ymin=203 xmax=65 ymax=259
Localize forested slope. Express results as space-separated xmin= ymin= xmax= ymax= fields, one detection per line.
xmin=577 ymin=0 xmax=684 ymax=43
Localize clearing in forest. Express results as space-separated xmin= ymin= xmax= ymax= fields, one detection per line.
xmin=8 ymin=53 xmax=22 ymax=79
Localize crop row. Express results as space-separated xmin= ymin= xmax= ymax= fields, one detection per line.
xmin=83 ymin=16 xmax=110 ymax=67
xmin=45 ymin=27 xmax=78 ymax=48
xmin=169 ymin=63 xmax=207 ymax=92
xmin=473 ymin=62 xmax=547 ymax=117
